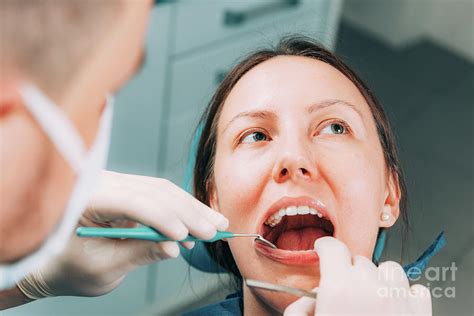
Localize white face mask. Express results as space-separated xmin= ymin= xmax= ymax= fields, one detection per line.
xmin=0 ymin=84 xmax=114 ymax=289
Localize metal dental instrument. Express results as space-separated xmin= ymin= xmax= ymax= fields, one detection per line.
xmin=76 ymin=226 xmax=276 ymax=248
xmin=246 ymin=279 xmax=317 ymax=299
xmin=229 ymin=233 xmax=276 ymax=248
xmin=253 ymin=235 xmax=277 ymax=249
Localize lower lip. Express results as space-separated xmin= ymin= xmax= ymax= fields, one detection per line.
xmin=254 ymin=241 xmax=319 ymax=265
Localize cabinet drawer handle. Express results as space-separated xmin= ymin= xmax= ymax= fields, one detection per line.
xmin=224 ymin=0 xmax=300 ymax=27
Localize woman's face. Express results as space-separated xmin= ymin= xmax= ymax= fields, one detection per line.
xmin=210 ymin=56 xmax=400 ymax=313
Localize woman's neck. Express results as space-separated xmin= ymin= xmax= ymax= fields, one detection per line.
xmin=243 ymin=286 xmax=280 ymax=315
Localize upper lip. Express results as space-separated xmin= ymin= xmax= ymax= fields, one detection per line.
xmin=258 ymin=195 xmax=334 ymax=235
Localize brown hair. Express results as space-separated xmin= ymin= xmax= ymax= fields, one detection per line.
xmin=193 ymin=35 xmax=409 ymax=287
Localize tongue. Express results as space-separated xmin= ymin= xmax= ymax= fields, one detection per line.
xmin=275 ymin=227 xmax=330 ymax=251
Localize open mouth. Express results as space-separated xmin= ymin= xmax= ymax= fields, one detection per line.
xmin=255 ymin=197 xmax=335 ymax=265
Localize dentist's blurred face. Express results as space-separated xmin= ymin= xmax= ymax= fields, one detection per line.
xmin=211 ymin=56 xmax=399 ymax=313
xmin=0 ymin=0 xmax=152 ymax=262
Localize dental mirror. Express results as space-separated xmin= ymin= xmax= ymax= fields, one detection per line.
xmin=254 ymin=235 xmax=277 ymax=249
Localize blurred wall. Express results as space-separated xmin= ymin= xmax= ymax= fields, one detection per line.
xmin=343 ymin=0 xmax=474 ymax=61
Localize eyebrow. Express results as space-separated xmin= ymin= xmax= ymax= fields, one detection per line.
xmin=223 ymin=99 xmax=362 ymax=133
xmin=223 ymin=110 xmax=277 ymax=133
xmin=306 ymin=99 xmax=362 ymax=116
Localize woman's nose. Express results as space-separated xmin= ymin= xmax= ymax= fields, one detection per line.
xmin=272 ymin=152 xmax=316 ymax=184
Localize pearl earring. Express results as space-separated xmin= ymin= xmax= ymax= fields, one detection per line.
xmin=381 ymin=213 xmax=390 ymax=222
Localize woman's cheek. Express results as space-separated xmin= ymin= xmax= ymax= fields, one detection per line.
xmin=215 ymin=159 xmax=266 ymax=229
xmin=332 ymin=152 xmax=384 ymax=257
xmin=220 ymin=154 xmax=268 ymax=195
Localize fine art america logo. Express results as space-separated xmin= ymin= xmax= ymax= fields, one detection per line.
xmin=377 ymin=262 xmax=457 ymax=299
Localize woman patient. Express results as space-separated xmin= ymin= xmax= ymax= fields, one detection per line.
xmin=185 ymin=36 xmax=430 ymax=315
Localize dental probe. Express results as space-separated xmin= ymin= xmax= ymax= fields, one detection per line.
xmin=246 ymin=279 xmax=318 ymax=299
xmin=76 ymin=226 xmax=276 ymax=248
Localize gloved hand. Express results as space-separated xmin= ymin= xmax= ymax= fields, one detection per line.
xmin=284 ymin=237 xmax=431 ymax=316
xmin=16 ymin=170 xmax=229 ymax=298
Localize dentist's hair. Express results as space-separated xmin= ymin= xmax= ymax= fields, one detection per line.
xmin=0 ymin=0 xmax=120 ymax=100
xmin=193 ymin=35 xmax=409 ymax=288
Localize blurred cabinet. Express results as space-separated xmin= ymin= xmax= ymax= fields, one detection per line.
xmin=106 ymin=5 xmax=171 ymax=176
xmin=173 ymin=0 xmax=335 ymax=55
xmin=161 ymin=0 xmax=343 ymax=185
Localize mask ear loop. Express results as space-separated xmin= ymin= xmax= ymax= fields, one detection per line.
xmin=372 ymin=229 xmax=386 ymax=265
xmin=19 ymin=83 xmax=86 ymax=173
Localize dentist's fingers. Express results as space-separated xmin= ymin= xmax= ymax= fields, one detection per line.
xmin=87 ymin=172 xmax=227 ymax=241
xmin=378 ymin=261 xmax=410 ymax=289
xmin=131 ymin=174 xmax=229 ymax=231
xmin=117 ymin=196 xmax=192 ymax=241
xmin=409 ymin=284 xmax=432 ymax=315
xmin=314 ymin=237 xmax=352 ymax=280
xmin=181 ymin=241 xmax=195 ymax=250
xmin=116 ymin=174 xmax=228 ymax=239
xmin=352 ymin=255 xmax=378 ymax=276
xmin=165 ymin=184 xmax=229 ymax=231
xmin=352 ymin=255 xmax=376 ymax=270
xmin=186 ymin=199 xmax=229 ymax=232
xmin=284 ymin=295 xmax=316 ymax=316
xmin=87 ymin=176 xmax=190 ymax=240
xmin=155 ymin=195 xmax=218 ymax=240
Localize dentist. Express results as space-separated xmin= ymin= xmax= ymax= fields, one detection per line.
xmin=0 ymin=0 xmax=228 ymax=310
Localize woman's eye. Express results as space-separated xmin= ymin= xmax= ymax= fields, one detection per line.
xmin=320 ymin=122 xmax=348 ymax=135
xmin=240 ymin=131 xmax=268 ymax=144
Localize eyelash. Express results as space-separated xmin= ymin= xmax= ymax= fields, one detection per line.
xmin=237 ymin=128 xmax=271 ymax=145
xmin=236 ymin=119 xmax=352 ymax=145
xmin=316 ymin=119 xmax=352 ymax=136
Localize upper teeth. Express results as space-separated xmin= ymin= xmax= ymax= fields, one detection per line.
xmin=265 ymin=205 xmax=323 ymax=227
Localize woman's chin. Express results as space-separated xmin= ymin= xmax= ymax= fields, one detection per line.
xmin=243 ymin=271 xmax=319 ymax=314
xmin=254 ymin=288 xmax=304 ymax=314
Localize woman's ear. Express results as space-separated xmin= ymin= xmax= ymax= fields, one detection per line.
xmin=379 ymin=170 xmax=401 ymax=228
xmin=207 ymin=181 xmax=230 ymax=241
xmin=207 ymin=181 xmax=220 ymax=211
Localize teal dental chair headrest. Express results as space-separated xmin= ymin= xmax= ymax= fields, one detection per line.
xmin=180 ymin=123 xmax=227 ymax=273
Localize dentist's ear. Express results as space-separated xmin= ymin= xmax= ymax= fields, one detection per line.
xmin=380 ymin=171 xmax=400 ymax=228
xmin=0 ymin=80 xmax=22 ymax=118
